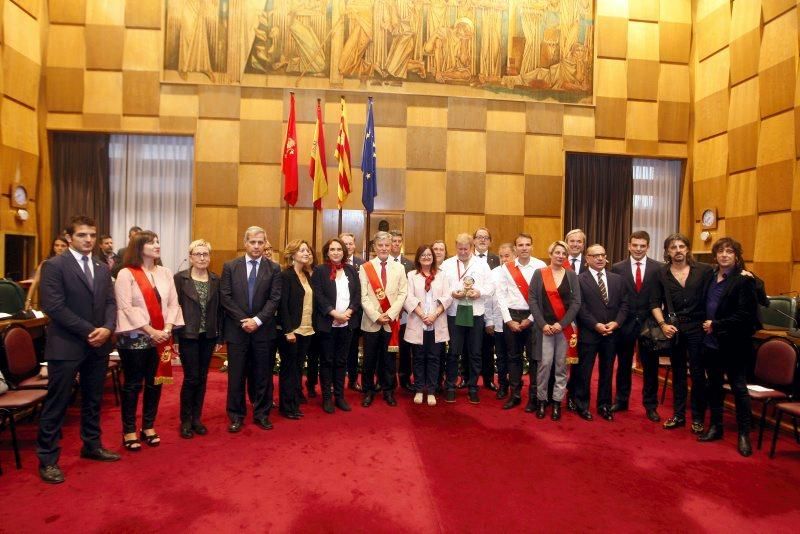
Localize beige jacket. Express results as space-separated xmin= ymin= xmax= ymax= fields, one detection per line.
xmin=359 ymin=257 xmax=408 ymax=333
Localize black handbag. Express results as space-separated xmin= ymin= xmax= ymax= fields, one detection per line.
xmin=639 ymin=281 xmax=678 ymax=354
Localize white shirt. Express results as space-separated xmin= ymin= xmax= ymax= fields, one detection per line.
xmin=333 ymin=271 xmax=350 ymax=328
xmin=69 ymin=248 xmax=95 ymax=279
xmin=440 ymin=255 xmax=494 ymax=317
xmin=497 ymin=257 xmax=547 ymax=323
xmin=474 ymin=250 xmax=490 ymax=266
xmin=244 ymin=255 xmax=264 ymax=325
xmin=568 ymin=254 xmax=583 ymax=274
xmin=484 ymin=265 xmax=507 ymax=332
xmin=629 ymin=256 xmax=646 ymax=280
xmin=589 ymin=267 xmax=610 ymax=301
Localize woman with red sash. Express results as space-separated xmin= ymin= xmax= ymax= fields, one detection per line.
xmin=115 ymin=231 xmax=184 ymax=450
xmin=529 ymin=241 xmax=581 ymax=421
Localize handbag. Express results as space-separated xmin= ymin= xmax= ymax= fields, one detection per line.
xmin=639 ymin=278 xmax=679 ymax=354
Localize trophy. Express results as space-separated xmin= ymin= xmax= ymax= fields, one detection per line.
xmin=455 ymin=275 xmax=475 ymax=327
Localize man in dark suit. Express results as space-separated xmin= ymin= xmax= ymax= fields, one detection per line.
xmin=389 ymin=230 xmax=415 ymax=392
xmin=340 ymin=232 xmax=365 ymax=391
xmin=575 ymin=244 xmax=629 ymax=422
xmin=220 ymin=226 xmax=282 ymax=433
xmin=97 ymin=234 xmax=122 ymax=271
xmin=473 ymin=227 xmax=500 ymax=390
xmin=611 ymin=231 xmax=664 ymax=422
xmin=565 ymin=229 xmax=586 ymax=274
xmin=36 ymin=215 xmax=120 ymax=484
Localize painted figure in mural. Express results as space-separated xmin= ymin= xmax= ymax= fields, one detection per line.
xmin=174 ymin=0 xmax=220 ymax=80
xmin=338 ymin=0 xmax=378 ymax=77
xmin=383 ymin=0 xmax=426 ymax=79
xmin=424 ymin=17 xmax=475 ymax=84
xmin=477 ymin=0 xmax=507 ymax=85
xmin=285 ymin=0 xmax=328 ymax=74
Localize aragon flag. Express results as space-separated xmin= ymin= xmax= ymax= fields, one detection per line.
xmin=334 ymin=97 xmax=352 ymax=208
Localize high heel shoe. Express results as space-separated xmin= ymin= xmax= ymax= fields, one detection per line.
xmin=123 ymin=434 xmax=141 ymax=451
xmin=140 ymin=429 xmax=161 ymax=447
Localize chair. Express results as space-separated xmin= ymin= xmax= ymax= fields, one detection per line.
xmin=0 ymin=388 xmax=48 ymax=473
xmin=659 ymin=356 xmax=672 ymax=405
xmin=726 ymin=338 xmax=798 ymax=449
xmin=769 ymin=402 xmax=800 ymax=458
xmin=3 ymin=326 xmax=48 ymax=389
xmin=107 ymin=359 xmax=121 ymax=406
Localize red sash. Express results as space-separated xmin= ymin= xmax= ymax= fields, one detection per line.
xmin=541 ymin=267 xmax=579 ymax=364
xmin=129 ymin=267 xmax=174 ymax=385
xmin=505 ymin=261 xmax=530 ymax=301
xmin=362 ymin=261 xmax=400 ymax=351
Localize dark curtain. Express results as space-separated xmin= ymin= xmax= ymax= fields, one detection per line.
xmin=51 ymin=132 xmax=110 ymax=235
xmin=564 ymin=153 xmax=633 ymax=264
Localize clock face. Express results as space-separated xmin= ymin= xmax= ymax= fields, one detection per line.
xmin=11 ymin=185 xmax=28 ymax=207
xmin=702 ymin=209 xmax=716 ymax=227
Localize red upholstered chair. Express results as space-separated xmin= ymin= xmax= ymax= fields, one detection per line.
xmin=769 ymin=402 xmax=800 ymax=459
xmin=658 ymin=356 xmax=672 ymax=405
xmin=729 ymin=338 xmax=798 ymax=450
xmin=3 ymin=326 xmax=48 ymax=389
xmin=0 ymin=388 xmax=48 ymax=473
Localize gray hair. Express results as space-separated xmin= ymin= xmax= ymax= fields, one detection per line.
xmin=373 ymin=231 xmax=392 ymax=244
xmin=243 ymin=226 xmax=266 ymax=244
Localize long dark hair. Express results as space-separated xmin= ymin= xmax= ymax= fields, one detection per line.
xmin=711 ymin=237 xmax=745 ymax=270
xmin=49 ymin=237 xmax=69 ymax=258
xmin=663 ymin=233 xmax=695 ymax=265
xmin=122 ymin=230 xmax=158 ymax=268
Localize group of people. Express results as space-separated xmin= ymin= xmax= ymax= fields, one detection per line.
xmin=31 ymin=215 xmax=761 ymax=484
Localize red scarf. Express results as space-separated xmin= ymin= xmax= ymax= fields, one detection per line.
xmin=328 ymin=261 xmax=344 ymax=280
xmin=419 ymin=268 xmax=437 ymax=292
xmin=129 ymin=266 xmax=174 ymax=385
xmin=541 ymin=267 xmax=579 ymax=364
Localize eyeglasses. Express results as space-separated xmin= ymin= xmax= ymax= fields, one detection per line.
xmin=419 ymin=254 xmax=433 ymax=259
xmin=587 ymin=253 xmax=607 ymax=258
xmin=474 ymin=235 xmax=490 ymax=240
xmin=191 ymin=252 xmax=210 ymax=258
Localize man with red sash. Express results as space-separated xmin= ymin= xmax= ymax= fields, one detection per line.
xmin=360 ymin=231 xmax=408 ymax=407
xmin=496 ymin=233 xmax=546 ymax=410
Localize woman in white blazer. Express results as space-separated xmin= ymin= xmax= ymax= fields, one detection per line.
xmin=404 ymin=245 xmax=452 ymax=406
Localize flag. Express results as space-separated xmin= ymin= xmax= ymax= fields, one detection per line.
xmin=309 ymin=99 xmax=328 ymax=210
xmin=334 ymin=96 xmax=352 ymax=208
xmin=361 ymin=97 xmax=377 ymax=214
xmin=281 ymin=92 xmax=299 ymax=206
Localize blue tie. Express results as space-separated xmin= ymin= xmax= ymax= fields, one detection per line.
xmin=248 ymin=259 xmax=258 ymax=311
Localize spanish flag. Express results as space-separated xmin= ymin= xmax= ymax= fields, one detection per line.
xmin=309 ymin=98 xmax=328 ymax=210
xmin=334 ymin=97 xmax=352 ymax=208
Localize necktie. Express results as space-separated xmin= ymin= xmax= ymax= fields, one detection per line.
xmin=381 ymin=260 xmax=387 ymax=288
xmin=597 ymin=271 xmax=608 ymax=304
xmin=479 ymin=253 xmax=485 ymax=258
xmin=81 ymin=255 xmax=94 ymax=290
xmin=571 ymin=258 xmax=577 ymax=271
xmin=635 ymin=262 xmax=642 ymax=293
xmin=248 ymin=259 xmax=258 ymax=310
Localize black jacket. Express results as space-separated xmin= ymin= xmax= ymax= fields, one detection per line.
xmin=174 ymin=269 xmax=221 ymax=340
xmin=705 ymin=269 xmax=759 ymax=346
xmin=310 ymin=263 xmax=361 ymax=333
xmin=220 ymin=256 xmax=281 ymax=343
xmin=278 ymin=268 xmax=313 ymax=334
xmin=577 ymin=269 xmax=629 ymax=344
xmin=611 ymin=257 xmax=664 ymax=336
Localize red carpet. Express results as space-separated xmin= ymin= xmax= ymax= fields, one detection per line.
xmin=2 ymin=368 xmax=799 ymax=533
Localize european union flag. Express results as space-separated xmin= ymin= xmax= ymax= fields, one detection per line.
xmin=361 ymin=97 xmax=377 ymax=214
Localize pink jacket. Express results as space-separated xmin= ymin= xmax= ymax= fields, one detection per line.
xmin=403 ymin=270 xmax=452 ymax=344
xmin=114 ymin=266 xmax=184 ymax=334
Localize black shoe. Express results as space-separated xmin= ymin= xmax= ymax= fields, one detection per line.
xmin=698 ymin=425 xmax=724 ymax=442
xmin=294 ymin=409 xmax=305 ymax=417
xmin=401 ymin=381 xmax=415 ymax=393
xmin=362 ymin=392 xmax=375 ymax=407
xmin=567 ymin=397 xmax=577 ymax=412
xmin=254 ymin=417 xmax=274 ymax=430
xmin=192 ymin=422 xmax=208 ymax=435
xmin=335 ymin=398 xmax=352 ymax=412
xmin=551 ymin=402 xmax=562 ymax=421
xmin=280 ymin=410 xmax=301 ymax=420
xmin=503 ymin=396 xmax=521 ymax=410
xmin=484 ymin=382 xmax=498 ymax=392
xmin=646 ymin=409 xmax=661 ymax=422
xmin=348 ymin=380 xmax=363 ymax=392
xmin=228 ymin=419 xmax=243 ymax=433
xmin=496 ymin=386 xmax=508 ymax=400
xmin=374 ymin=384 xmax=383 ymax=393
xmin=39 ymin=464 xmax=65 ymax=484
xmin=738 ymin=433 xmax=753 ymax=457
xmin=468 ymin=391 xmax=480 ymax=404
xmin=80 ymin=447 xmax=121 ymax=462
xmin=180 ymin=422 xmax=194 ymax=439
xmin=663 ymin=417 xmax=686 ymax=430
xmin=599 ymin=406 xmax=614 ymax=421
xmin=445 ymin=390 xmax=456 ymax=403
xmin=384 ymin=393 xmax=397 ymax=407
xmin=578 ymin=410 xmax=594 ymax=421
xmin=524 ymin=398 xmax=537 ymax=413
xmin=323 ymin=398 xmax=335 ymax=414
xmin=691 ymin=421 xmax=705 ymax=435
xmin=536 ymin=401 xmax=546 ymax=419
xmin=610 ymin=402 xmax=628 ymax=413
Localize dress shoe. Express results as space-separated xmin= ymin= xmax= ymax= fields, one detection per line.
xmin=551 ymin=402 xmax=562 ymax=421
xmin=698 ymin=425 xmax=724 ymax=442
xmin=362 ymin=392 xmax=374 ymax=407
xmin=662 ymin=417 xmax=686 ymax=430
xmin=39 ymin=465 xmax=65 ymax=484
xmin=254 ymin=417 xmax=274 ymax=430
xmin=414 ymin=392 xmax=424 ymax=404
xmin=646 ymin=409 xmax=661 ymax=422
xmin=348 ymin=380 xmax=363 ymax=392
xmin=503 ymin=396 xmax=521 ymax=410
xmin=599 ymin=406 xmax=614 ymax=421
xmin=536 ymin=401 xmax=546 ymax=419
xmin=228 ymin=419 xmax=243 ymax=433
xmin=610 ymin=402 xmax=628 ymax=413
xmin=180 ymin=422 xmax=194 ymax=439
xmin=524 ymin=398 xmax=536 ymax=413
xmin=496 ymin=386 xmax=509 ymax=400
xmin=567 ymin=397 xmax=577 ymax=412
xmin=468 ymin=391 xmax=480 ymax=404
xmin=738 ymin=433 xmax=753 ymax=457
xmin=445 ymin=390 xmax=456 ymax=403
xmin=280 ymin=410 xmax=301 ymax=420
xmin=323 ymin=398 xmax=335 ymax=414
xmin=192 ymin=422 xmax=208 ymax=435
xmin=80 ymin=447 xmax=121 ymax=462
xmin=691 ymin=421 xmax=705 ymax=435
xmin=484 ymin=382 xmax=498 ymax=392
xmin=335 ymin=398 xmax=352 ymax=412
xmin=578 ymin=410 xmax=594 ymax=421
xmin=384 ymin=393 xmax=397 ymax=407
xmin=374 ymin=384 xmax=383 ymax=393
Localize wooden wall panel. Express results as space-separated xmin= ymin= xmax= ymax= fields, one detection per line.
xmin=485 ymin=174 xmax=524 ymax=216
xmin=524 ymin=217 xmax=563 ymax=259
xmin=404 ymin=212 xmax=446 ymax=253
xmin=754 ymin=212 xmax=793 ymax=261
xmin=729 ymin=0 xmax=761 ymax=85
xmin=695 ymin=1 xmax=731 ymax=60
xmin=759 ymin=11 xmax=797 ymax=117
xmin=406 ymin=170 xmax=446 ymax=213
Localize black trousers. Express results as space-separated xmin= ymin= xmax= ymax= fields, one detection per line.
xmin=615 ymin=324 xmax=659 ymax=410
xmin=178 ymin=335 xmax=215 ymax=424
xmin=704 ymin=346 xmax=751 ymax=433
xmin=398 ymin=325 xmax=413 ymax=386
xmin=494 ymin=330 xmax=509 ymax=389
xmin=279 ymin=333 xmax=311 ymax=414
xmin=119 ymin=348 xmax=162 ymax=434
xmin=505 ymin=323 xmax=534 ymax=399
xmin=305 ymin=335 xmax=320 ymax=389
xmin=575 ymin=334 xmax=617 ymax=412
xmin=446 ymin=315 xmax=484 ymax=392
xmin=226 ymin=336 xmax=273 ymax=422
xmin=481 ymin=331 xmax=495 ymax=385
xmin=36 ymin=352 xmax=108 ymax=467
xmin=413 ymin=330 xmax=443 ymax=392
xmin=363 ymin=328 xmax=395 ymax=393
xmin=319 ymin=328 xmax=353 ymax=399
xmin=347 ymin=328 xmax=362 ymax=382
xmin=669 ymin=322 xmax=707 ymax=423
